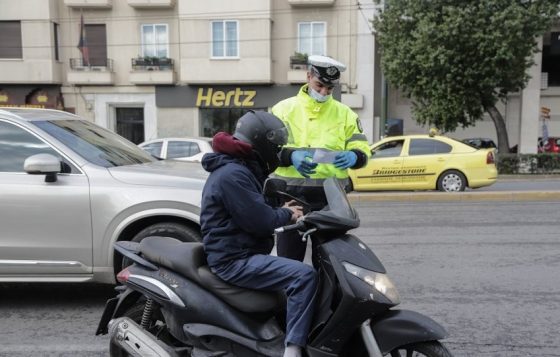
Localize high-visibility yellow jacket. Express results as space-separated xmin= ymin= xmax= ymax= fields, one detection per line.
xmin=271 ymin=84 xmax=370 ymax=186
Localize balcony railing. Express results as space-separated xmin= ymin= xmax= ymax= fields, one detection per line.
xmin=131 ymin=57 xmax=174 ymax=71
xmin=70 ymin=58 xmax=114 ymax=71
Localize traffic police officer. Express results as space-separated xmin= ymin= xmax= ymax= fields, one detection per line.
xmin=271 ymin=55 xmax=370 ymax=262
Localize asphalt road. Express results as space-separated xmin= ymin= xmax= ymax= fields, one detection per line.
xmin=0 ymin=193 xmax=558 ymax=356
xmin=352 ymin=199 xmax=560 ymax=357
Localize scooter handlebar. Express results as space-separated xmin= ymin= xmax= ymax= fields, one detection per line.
xmin=274 ymin=220 xmax=305 ymax=234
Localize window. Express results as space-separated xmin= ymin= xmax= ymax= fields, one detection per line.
xmin=372 ymin=140 xmax=404 ymax=158
xmin=0 ymin=121 xmax=67 ymax=173
xmin=409 ymin=139 xmax=452 ymax=156
xmin=298 ymin=22 xmax=326 ymax=56
xmin=0 ymin=21 xmax=23 ymax=59
xmin=212 ymin=20 xmax=238 ymax=58
xmin=200 ymin=108 xmax=264 ymax=137
xmin=142 ymin=142 xmax=163 ymax=157
xmin=116 ymin=108 xmax=145 ymax=145
xmin=54 ymin=23 xmax=60 ymax=61
xmin=167 ymin=141 xmax=200 ymax=159
xmin=85 ymin=24 xmax=107 ymax=66
xmin=141 ymin=24 xmax=169 ymax=58
xmin=542 ymin=32 xmax=560 ymax=87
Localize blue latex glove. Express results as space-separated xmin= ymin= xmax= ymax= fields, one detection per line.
xmin=291 ymin=150 xmax=318 ymax=178
xmin=333 ymin=151 xmax=357 ymax=169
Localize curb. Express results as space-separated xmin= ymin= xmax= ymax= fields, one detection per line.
xmin=498 ymin=174 xmax=560 ymax=181
xmin=348 ymin=190 xmax=560 ymax=203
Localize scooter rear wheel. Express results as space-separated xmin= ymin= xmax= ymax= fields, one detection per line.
xmin=389 ymin=341 xmax=453 ymax=357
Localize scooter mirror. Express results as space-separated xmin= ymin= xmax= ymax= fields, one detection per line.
xmin=263 ymin=178 xmax=310 ymax=209
xmin=263 ymin=178 xmax=287 ymax=198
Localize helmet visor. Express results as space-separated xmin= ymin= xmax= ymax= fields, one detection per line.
xmin=267 ymin=127 xmax=289 ymax=146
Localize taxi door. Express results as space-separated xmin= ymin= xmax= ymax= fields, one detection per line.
xmin=351 ymin=139 xmax=405 ymax=190
xmin=401 ymin=138 xmax=451 ymax=189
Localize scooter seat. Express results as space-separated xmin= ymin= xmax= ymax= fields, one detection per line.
xmin=139 ymin=237 xmax=280 ymax=313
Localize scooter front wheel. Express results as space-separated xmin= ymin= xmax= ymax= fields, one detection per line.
xmin=389 ymin=341 xmax=453 ymax=357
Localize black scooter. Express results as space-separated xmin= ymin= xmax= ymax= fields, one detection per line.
xmin=96 ymin=177 xmax=453 ymax=357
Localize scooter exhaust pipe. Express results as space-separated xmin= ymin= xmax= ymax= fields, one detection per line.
xmin=108 ymin=317 xmax=179 ymax=357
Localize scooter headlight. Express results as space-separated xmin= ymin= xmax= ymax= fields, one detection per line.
xmin=342 ymin=262 xmax=400 ymax=304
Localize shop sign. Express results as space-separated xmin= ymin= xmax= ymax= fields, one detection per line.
xmin=195 ymin=87 xmax=256 ymax=107
xmin=156 ymin=84 xmax=341 ymax=109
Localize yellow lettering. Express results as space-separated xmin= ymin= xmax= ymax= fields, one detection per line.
xmin=196 ymin=88 xmax=213 ymax=107
xmin=233 ymin=87 xmax=243 ymax=106
xmin=212 ymin=91 xmax=225 ymax=107
xmin=242 ymin=90 xmax=256 ymax=107
xmin=225 ymin=90 xmax=235 ymax=106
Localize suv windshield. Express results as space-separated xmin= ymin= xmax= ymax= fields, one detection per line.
xmin=34 ymin=119 xmax=155 ymax=167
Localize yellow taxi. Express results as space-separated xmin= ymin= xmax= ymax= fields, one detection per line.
xmin=349 ymin=133 xmax=498 ymax=192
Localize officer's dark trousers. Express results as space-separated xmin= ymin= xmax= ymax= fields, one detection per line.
xmin=212 ymin=254 xmax=318 ymax=347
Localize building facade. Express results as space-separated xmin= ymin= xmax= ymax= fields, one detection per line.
xmin=0 ymin=0 xmax=557 ymax=153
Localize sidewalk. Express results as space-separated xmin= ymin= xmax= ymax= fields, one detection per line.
xmin=348 ymin=174 xmax=560 ymax=203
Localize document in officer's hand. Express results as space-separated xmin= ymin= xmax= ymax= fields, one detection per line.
xmin=312 ymin=149 xmax=341 ymax=164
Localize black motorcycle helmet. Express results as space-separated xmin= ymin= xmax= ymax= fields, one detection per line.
xmin=233 ymin=111 xmax=289 ymax=174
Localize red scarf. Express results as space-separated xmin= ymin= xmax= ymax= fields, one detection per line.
xmin=212 ymin=132 xmax=254 ymax=158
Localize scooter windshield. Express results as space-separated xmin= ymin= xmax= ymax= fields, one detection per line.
xmin=305 ymin=178 xmax=360 ymax=233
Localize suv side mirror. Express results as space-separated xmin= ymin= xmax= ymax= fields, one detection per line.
xmin=24 ymin=153 xmax=62 ymax=183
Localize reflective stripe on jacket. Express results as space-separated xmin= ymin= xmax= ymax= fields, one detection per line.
xmin=271 ymin=84 xmax=370 ymax=183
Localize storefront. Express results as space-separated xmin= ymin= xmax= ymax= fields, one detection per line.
xmin=156 ymin=84 xmax=341 ymax=138
xmin=0 ymin=85 xmax=64 ymax=110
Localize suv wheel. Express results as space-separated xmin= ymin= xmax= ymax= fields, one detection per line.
xmin=120 ymin=222 xmax=201 ymax=271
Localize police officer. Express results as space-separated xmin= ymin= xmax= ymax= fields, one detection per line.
xmin=271 ymin=55 xmax=370 ymax=262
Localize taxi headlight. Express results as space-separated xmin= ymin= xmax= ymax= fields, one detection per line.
xmin=342 ymin=261 xmax=400 ymax=304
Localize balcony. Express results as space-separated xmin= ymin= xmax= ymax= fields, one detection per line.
xmin=64 ymin=0 xmax=112 ymax=8
xmin=0 ymin=59 xmax=62 ymax=84
xmin=129 ymin=57 xmax=175 ymax=85
xmin=287 ymin=55 xmax=308 ymax=83
xmin=288 ymin=0 xmax=335 ymax=6
xmin=127 ymin=0 xmax=176 ymax=8
xmin=67 ymin=58 xmax=115 ymax=85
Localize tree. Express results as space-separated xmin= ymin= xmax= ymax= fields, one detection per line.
xmin=374 ymin=0 xmax=559 ymax=153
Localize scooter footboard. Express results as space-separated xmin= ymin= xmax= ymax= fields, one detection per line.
xmin=370 ymin=309 xmax=448 ymax=354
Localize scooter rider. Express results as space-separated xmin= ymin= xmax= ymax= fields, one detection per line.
xmin=200 ymin=110 xmax=318 ymax=357
xmin=271 ymin=55 xmax=370 ymax=262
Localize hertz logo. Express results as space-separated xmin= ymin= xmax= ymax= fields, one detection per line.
xmin=196 ymin=88 xmax=256 ymax=108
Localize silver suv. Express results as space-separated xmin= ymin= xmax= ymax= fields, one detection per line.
xmin=0 ymin=108 xmax=207 ymax=284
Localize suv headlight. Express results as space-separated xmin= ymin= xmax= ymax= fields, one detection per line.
xmin=342 ymin=261 xmax=400 ymax=304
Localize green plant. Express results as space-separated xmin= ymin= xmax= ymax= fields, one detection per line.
xmin=291 ymin=52 xmax=308 ymax=62
xmin=496 ymin=153 xmax=560 ymax=174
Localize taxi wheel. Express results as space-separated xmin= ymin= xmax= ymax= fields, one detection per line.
xmin=437 ymin=170 xmax=466 ymax=192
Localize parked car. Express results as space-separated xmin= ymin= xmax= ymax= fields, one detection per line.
xmin=349 ymin=134 xmax=498 ymax=192
xmin=139 ymin=137 xmax=213 ymax=162
xmin=538 ymin=137 xmax=560 ymax=153
xmin=461 ymin=137 xmax=497 ymax=150
xmin=0 ymin=108 xmax=207 ymax=284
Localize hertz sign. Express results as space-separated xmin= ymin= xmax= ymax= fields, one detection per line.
xmin=196 ymin=88 xmax=256 ymax=107
xmin=156 ymin=85 xmax=340 ymax=109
